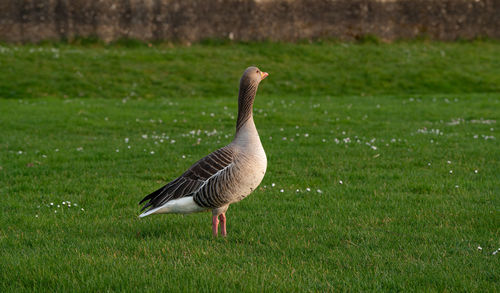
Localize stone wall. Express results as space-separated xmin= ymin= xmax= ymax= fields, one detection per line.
xmin=1 ymin=0 xmax=499 ymax=43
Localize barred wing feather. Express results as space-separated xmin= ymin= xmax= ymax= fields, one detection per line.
xmin=139 ymin=146 xmax=234 ymax=212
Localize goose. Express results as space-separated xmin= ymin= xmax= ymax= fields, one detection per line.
xmin=139 ymin=66 xmax=268 ymax=237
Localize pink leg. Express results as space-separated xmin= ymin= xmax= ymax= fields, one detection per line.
xmin=212 ymin=215 xmax=219 ymax=236
xmin=218 ymin=213 xmax=227 ymax=237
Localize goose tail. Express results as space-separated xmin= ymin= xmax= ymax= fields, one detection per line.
xmin=139 ymin=206 xmax=161 ymax=218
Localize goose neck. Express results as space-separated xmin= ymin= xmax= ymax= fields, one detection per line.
xmin=234 ymin=116 xmax=260 ymax=145
xmin=236 ymin=81 xmax=257 ymax=131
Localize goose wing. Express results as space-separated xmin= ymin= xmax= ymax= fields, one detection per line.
xmin=139 ymin=146 xmax=235 ymax=212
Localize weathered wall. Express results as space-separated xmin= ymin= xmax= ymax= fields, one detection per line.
xmin=0 ymin=0 xmax=499 ymax=43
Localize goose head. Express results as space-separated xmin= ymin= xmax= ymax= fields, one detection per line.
xmin=240 ymin=66 xmax=268 ymax=88
xmin=238 ymin=66 xmax=268 ymax=104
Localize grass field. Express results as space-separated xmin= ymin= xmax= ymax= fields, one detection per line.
xmin=1 ymin=41 xmax=499 ymax=291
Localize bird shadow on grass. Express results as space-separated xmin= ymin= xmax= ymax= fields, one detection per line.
xmin=132 ymin=220 xmax=255 ymax=243
xmin=133 ymin=215 xmax=212 ymax=241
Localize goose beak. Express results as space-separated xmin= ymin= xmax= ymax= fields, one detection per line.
xmin=261 ymin=72 xmax=269 ymax=80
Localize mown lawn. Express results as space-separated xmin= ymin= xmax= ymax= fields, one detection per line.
xmin=0 ymin=41 xmax=499 ymax=291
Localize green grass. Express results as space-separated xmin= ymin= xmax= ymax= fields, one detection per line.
xmin=0 ymin=41 xmax=499 ymax=292
xmin=1 ymin=41 xmax=499 ymax=100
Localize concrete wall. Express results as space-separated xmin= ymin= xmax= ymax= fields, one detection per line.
xmin=1 ymin=0 xmax=499 ymax=43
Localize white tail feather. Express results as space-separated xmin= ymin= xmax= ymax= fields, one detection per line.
xmin=139 ymin=196 xmax=206 ymax=218
xmin=139 ymin=206 xmax=162 ymax=218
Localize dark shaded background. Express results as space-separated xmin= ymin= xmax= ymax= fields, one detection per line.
xmin=1 ymin=0 xmax=499 ymax=43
